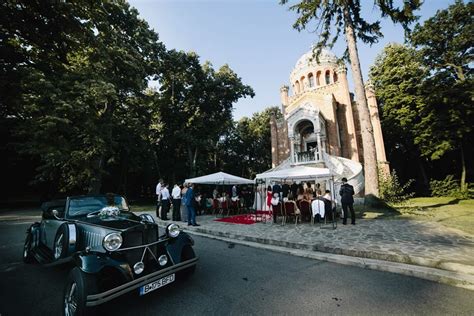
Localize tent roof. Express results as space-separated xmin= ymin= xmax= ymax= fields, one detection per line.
xmin=255 ymin=165 xmax=332 ymax=181
xmin=185 ymin=171 xmax=254 ymax=185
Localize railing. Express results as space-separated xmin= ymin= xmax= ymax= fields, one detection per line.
xmin=292 ymin=150 xmax=321 ymax=164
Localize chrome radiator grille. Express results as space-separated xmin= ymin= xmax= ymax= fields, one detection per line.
xmin=82 ymin=231 xmax=103 ymax=248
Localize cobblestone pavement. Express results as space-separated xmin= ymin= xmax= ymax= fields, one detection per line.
xmin=153 ymin=213 xmax=474 ymax=276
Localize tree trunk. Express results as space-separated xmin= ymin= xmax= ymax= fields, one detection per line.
xmin=187 ymin=145 xmax=199 ymax=177
xmin=343 ymin=5 xmax=379 ymax=197
xmin=460 ymin=142 xmax=466 ymax=191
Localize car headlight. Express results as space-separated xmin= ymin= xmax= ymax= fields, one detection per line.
xmin=166 ymin=223 xmax=180 ymax=238
xmin=103 ymin=232 xmax=122 ymax=251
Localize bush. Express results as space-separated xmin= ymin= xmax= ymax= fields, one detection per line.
xmin=379 ymin=169 xmax=414 ymax=204
xmin=429 ymin=175 xmax=471 ymax=199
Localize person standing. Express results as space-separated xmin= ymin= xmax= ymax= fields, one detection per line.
xmin=339 ymin=177 xmax=355 ymax=225
xmin=181 ymin=183 xmax=189 ymax=223
xmin=171 ymin=184 xmax=182 ymax=221
xmin=155 ymin=178 xmax=163 ymax=218
xmin=160 ymin=183 xmax=170 ymax=220
xmin=185 ymin=183 xmax=200 ymax=226
xmin=266 ymin=185 xmax=273 ymax=211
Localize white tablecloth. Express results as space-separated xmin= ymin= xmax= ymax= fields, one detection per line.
xmin=311 ymin=199 xmax=326 ymax=218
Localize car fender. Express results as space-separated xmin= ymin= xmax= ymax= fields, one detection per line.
xmin=27 ymin=222 xmax=41 ymax=249
xmin=73 ymin=252 xmax=134 ymax=283
xmin=165 ymin=232 xmax=195 ymax=264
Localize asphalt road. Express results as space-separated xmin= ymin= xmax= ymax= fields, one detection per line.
xmin=1 ymin=216 xmax=473 ymax=315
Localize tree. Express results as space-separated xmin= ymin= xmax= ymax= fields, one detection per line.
xmin=154 ymin=50 xmax=254 ymax=179
xmin=1 ymin=0 xmax=164 ymax=194
xmin=369 ymin=43 xmax=430 ymax=192
xmin=410 ymin=0 xmax=473 ymax=191
xmin=280 ymin=0 xmax=422 ymax=197
xmin=219 ymin=107 xmax=281 ymax=178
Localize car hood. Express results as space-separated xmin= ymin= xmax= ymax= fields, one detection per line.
xmin=74 ymin=212 xmax=147 ymax=231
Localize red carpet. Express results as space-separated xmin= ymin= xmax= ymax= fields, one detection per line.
xmin=214 ymin=211 xmax=272 ymax=225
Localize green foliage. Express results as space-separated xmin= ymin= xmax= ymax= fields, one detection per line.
xmin=218 ymin=107 xmax=282 ymax=178
xmin=1 ymin=0 xmax=164 ymax=194
xmin=279 ymin=0 xmax=421 ymax=59
xmin=379 ymin=169 xmax=414 ymax=204
xmin=152 ymin=50 xmax=254 ymax=179
xmin=371 ymin=2 xmax=473 ymax=194
xmin=429 ymin=175 xmax=471 ymax=199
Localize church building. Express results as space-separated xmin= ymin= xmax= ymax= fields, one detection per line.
xmin=270 ymin=49 xmax=389 ymax=194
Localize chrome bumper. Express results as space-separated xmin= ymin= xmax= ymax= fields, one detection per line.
xmin=86 ymin=257 xmax=198 ymax=306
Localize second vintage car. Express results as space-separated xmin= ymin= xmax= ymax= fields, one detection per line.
xmin=23 ymin=193 xmax=198 ymax=316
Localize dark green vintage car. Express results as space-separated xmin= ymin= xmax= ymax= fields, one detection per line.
xmin=23 ymin=194 xmax=198 ymax=316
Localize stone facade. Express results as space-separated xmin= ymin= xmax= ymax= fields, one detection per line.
xmin=271 ymin=48 xmax=389 ymax=172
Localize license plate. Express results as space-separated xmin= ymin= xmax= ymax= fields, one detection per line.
xmin=139 ymin=274 xmax=175 ymax=296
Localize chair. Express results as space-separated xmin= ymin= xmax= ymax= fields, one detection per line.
xmin=311 ymin=199 xmax=325 ymax=225
xmin=298 ymin=200 xmax=311 ymax=222
xmin=271 ymin=203 xmax=283 ymax=225
xmin=284 ymin=201 xmax=300 ymax=226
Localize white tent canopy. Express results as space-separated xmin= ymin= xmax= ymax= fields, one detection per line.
xmin=185 ymin=171 xmax=254 ymax=185
xmin=255 ymin=165 xmax=332 ymax=181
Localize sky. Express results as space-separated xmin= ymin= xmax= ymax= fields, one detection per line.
xmin=128 ymin=0 xmax=455 ymax=120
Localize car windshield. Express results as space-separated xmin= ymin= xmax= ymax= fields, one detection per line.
xmin=67 ymin=196 xmax=129 ymax=218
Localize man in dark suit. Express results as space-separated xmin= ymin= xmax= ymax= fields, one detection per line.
xmin=339 ymin=177 xmax=355 ymax=225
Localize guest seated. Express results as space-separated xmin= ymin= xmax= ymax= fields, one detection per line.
xmin=296 ymin=187 xmax=306 ymax=201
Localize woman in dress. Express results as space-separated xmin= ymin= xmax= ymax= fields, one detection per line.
xmin=266 ymin=185 xmax=272 ymax=211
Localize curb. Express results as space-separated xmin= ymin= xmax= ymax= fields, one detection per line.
xmin=190 ymin=226 xmax=474 ymax=276
xmin=176 ymin=226 xmax=474 ymax=291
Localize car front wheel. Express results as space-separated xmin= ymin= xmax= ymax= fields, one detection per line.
xmin=63 ymin=267 xmax=97 ymax=316
xmin=178 ymin=245 xmax=196 ymax=280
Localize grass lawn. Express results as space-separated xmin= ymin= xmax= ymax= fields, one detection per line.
xmin=359 ymin=197 xmax=474 ymax=235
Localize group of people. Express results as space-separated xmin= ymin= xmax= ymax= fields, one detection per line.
xmin=155 ymin=179 xmax=200 ymax=226
xmin=265 ymin=177 xmax=355 ymax=225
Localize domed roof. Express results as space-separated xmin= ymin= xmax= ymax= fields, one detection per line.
xmin=293 ymin=48 xmax=338 ymax=73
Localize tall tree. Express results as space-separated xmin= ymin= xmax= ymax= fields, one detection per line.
xmin=280 ymin=0 xmax=421 ymax=197
xmin=369 ymin=43 xmax=430 ymax=192
xmin=1 ymin=0 xmax=164 ymax=194
xmin=410 ymin=0 xmax=473 ymax=191
xmin=154 ymin=50 xmax=254 ymax=179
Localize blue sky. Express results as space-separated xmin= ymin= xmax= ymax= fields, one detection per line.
xmin=129 ymin=0 xmax=455 ymax=119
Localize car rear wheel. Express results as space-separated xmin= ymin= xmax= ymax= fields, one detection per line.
xmin=23 ymin=232 xmax=35 ymax=263
xmin=63 ymin=267 xmax=97 ymax=316
xmin=178 ymin=245 xmax=196 ymax=280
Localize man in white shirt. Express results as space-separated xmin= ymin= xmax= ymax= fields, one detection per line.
xmin=171 ymin=184 xmax=182 ymax=221
xmin=160 ymin=183 xmax=170 ymax=220
xmin=155 ymin=178 xmax=163 ymax=217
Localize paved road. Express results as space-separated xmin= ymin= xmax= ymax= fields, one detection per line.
xmin=0 ymin=218 xmax=473 ymax=315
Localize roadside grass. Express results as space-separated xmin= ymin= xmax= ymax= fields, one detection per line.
xmin=358 ymin=197 xmax=474 ymax=235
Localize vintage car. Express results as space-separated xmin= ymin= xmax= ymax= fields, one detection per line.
xmin=23 ymin=194 xmax=198 ymax=316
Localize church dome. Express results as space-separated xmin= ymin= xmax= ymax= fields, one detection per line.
xmin=293 ymin=48 xmax=338 ymax=72
xmin=289 ymin=48 xmax=340 ymax=94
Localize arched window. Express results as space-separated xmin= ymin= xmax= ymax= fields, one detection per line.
xmin=316 ymin=71 xmax=321 ymax=86
xmin=295 ymin=80 xmax=300 ymax=94
xmin=325 ymin=70 xmax=331 ymax=85
xmin=333 ymin=72 xmax=338 ymax=83
xmin=300 ymin=76 xmax=305 ymax=91
xmin=308 ymin=73 xmax=314 ymax=88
